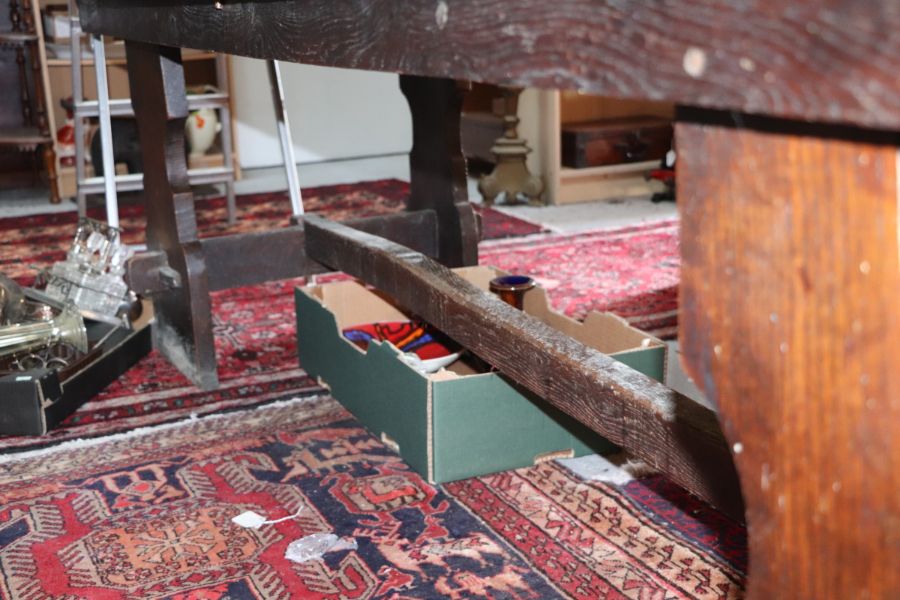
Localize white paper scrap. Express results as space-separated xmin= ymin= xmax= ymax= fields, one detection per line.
xmin=232 ymin=511 xmax=267 ymax=529
xmin=232 ymin=506 xmax=305 ymax=530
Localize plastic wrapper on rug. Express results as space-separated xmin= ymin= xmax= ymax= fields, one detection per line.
xmin=284 ymin=533 xmax=358 ymax=563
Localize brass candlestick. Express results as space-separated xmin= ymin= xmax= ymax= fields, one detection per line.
xmin=478 ymin=87 xmax=544 ymax=206
xmin=0 ymin=303 xmax=88 ymax=359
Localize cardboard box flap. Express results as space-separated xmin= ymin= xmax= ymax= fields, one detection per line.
xmin=451 ymin=265 xmax=506 ymax=290
xmin=521 ymin=282 xmax=663 ymax=355
xmin=580 ymin=311 xmax=661 ymax=355
xmin=309 ymin=280 xmax=409 ymax=329
xmin=451 ymin=266 xmax=664 ymax=356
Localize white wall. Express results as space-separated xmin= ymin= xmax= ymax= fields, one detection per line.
xmin=232 ymin=58 xmax=412 ymax=170
xmin=517 ymin=88 xmax=544 ymax=177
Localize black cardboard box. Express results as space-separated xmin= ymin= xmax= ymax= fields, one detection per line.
xmin=0 ymin=319 xmax=152 ymax=436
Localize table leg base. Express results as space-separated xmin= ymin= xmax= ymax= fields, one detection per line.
xmin=678 ymin=120 xmax=899 ymax=599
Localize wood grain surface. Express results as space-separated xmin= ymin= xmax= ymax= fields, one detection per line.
xmin=400 ymin=75 xmax=477 ymax=267
xmin=126 ymin=41 xmax=219 ymax=390
xmin=304 ymin=213 xmax=744 ymax=519
xmin=201 ymin=210 xmax=440 ymax=291
xmin=78 ymin=0 xmax=900 ymax=130
xmin=93 ymin=2 xmax=900 ymax=594
xmin=678 ymin=122 xmax=899 ymax=598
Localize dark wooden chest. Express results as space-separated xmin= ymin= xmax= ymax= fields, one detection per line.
xmin=561 ymin=116 xmax=673 ymax=168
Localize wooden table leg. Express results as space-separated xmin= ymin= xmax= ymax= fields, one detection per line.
xmin=678 ymin=119 xmax=899 ymax=598
xmin=400 ymin=75 xmax=478 ymax=267
xmin=125 ymin=42 xmax=218 ymax=390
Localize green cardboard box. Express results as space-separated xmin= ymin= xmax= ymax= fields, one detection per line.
xmin=295 ymin=266 xmax=667 ymax=484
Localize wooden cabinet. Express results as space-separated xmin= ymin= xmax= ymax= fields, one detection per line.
xmin=526 ymin=90 xmax=674 ymax=205
xmin=561 ymin=115 xmax=672 ymax=169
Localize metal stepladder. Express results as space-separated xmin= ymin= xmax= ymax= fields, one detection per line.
xmin=69 ymin=1 xmax=304 ymax=227
xmin=267 ymin=59 xmax=304 ymax=219
xmin=68 ymin=0 xmax=238 ymax=225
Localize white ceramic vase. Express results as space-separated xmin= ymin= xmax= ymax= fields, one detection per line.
xmin=185 ymin=108 xmax=219 ymax=156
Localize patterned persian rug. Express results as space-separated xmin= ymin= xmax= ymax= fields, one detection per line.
xmin=479 ymin=220 xmax=679 ymax=339
xmin=0 ymin=198 xmax=741 ymax=598
xmin=0 ymin=179 xmax=545 ymax=285
xmin=0 ymin=219 xmax=680 ymax=453
xmin=0 ymin=397 xmax=746 ymax=599
xmin=0 ymin=279 xmax=318 ymax=453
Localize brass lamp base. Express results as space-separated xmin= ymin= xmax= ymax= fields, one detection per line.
xmin=477 ymin=87 xmax=544 ymax=206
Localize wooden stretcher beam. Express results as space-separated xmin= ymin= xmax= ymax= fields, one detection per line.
xmin=200 ymin=210 xmax=440 ymax=291
xmin=303 ymin=213 xmax=744 ymax=520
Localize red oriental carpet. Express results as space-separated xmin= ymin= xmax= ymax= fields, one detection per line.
xmin=0 ymin=179 xmax=545 ymax=286
xmin=0 ymin=194 xmax=743 ymax=598
xmin=0 ymin=218 xmax=679 ymax=453
xmin=479 ymin=220 xmax=679 ymax=339
xmin=0 ymin=397 xmax=746 ymax=599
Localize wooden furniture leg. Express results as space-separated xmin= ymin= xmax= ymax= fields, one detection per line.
xmin=678 ymin=120 xmax=899 ymax=598
xmin=125 ymin=41 xmax=218 ymax=390
xmin=400 ymin=75 xmax=478 ymax=267
xmin=42 ymin=144 xmax=58 ymax=203
xmin=21 ymin=0 xmax=59 ymax=203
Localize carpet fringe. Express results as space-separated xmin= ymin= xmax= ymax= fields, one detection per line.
xmin=0 ymin=394 xmax=331 ymax=465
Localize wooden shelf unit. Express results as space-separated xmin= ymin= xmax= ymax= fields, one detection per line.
xmin=56 ymin=150 xmax=238 ymax=200
xmin=45 ymin=47 xmax=216 ymax=67
xmin=1 ymin=0 xmax=58 ymax=199
xmin=533 ymin=90 xmax=674 ymax=205
xmin=38 ymin=3 xmax=239 ymax=200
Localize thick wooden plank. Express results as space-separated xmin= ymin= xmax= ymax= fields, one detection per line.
xmin=201 ymin=210 xmax=439 ymax=291
xmin=678 ymin=123 xmax=899 ymax=598
xmin=78 ymin=0 xmax=900 ymax=130
xmin=303 ymin=213 xmax=743 ymax=519
xmin=126 ymin=41 xmax=218 ymax=390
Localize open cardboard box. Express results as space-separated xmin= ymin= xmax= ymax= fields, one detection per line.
xmin=295 ymin=266 xmax=667 ymax=483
